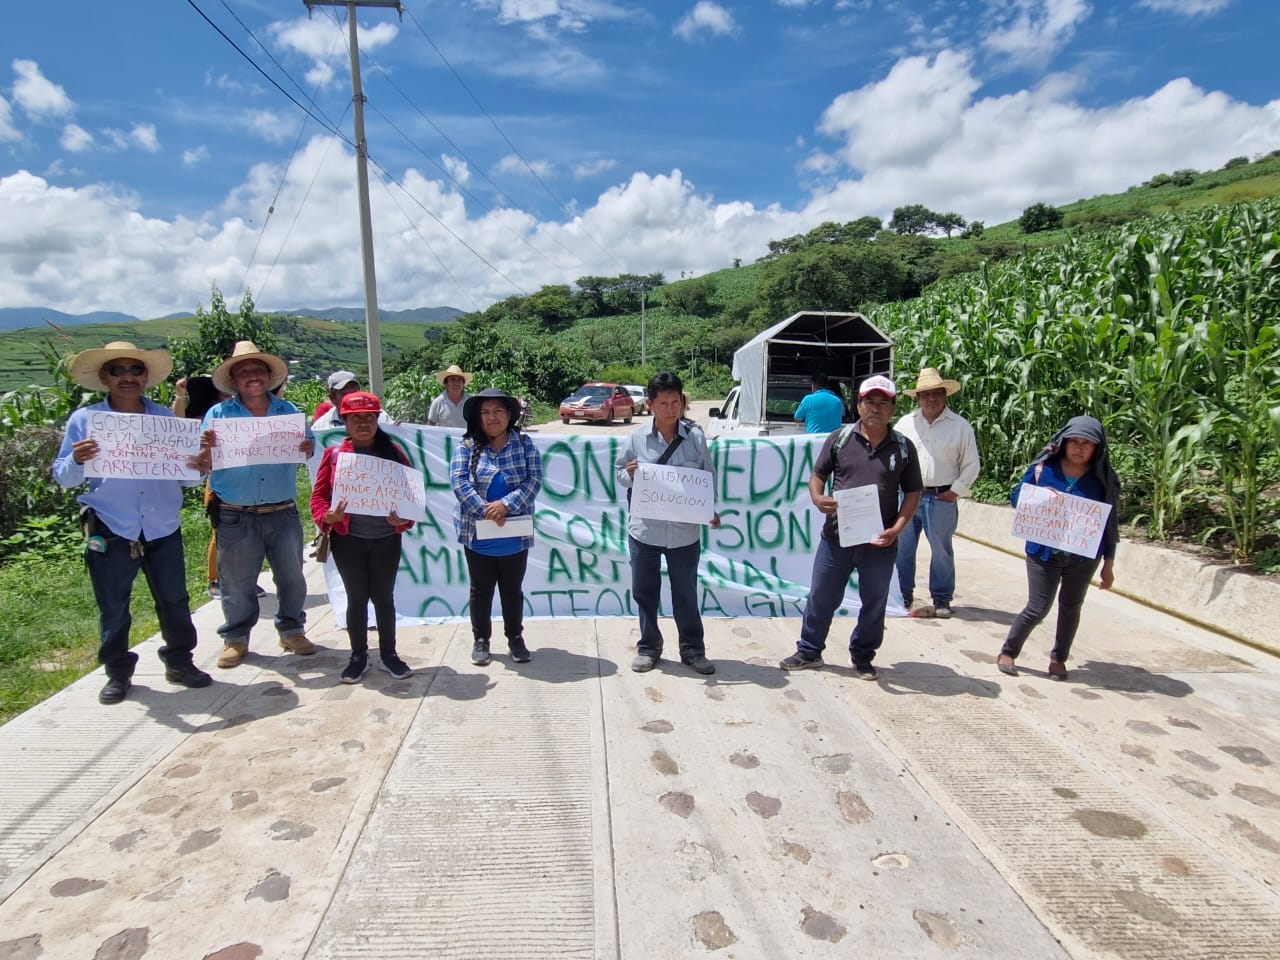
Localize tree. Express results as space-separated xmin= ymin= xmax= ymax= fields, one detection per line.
xmin=889 ymin=204 xmax=939 ymax=235
xmin=933 ymin=212 xmax=967 ymax=237
xmin=961 ymin=220 xmax=985 ymax=239
xmin=1018 ymin=202 xmax=1063 ymax=234
xmin=169 ymin=285 xmax=279 ymax=378
xmin=755 ymin=243 xmax=909 ymax=316
xmin=1223 ymin=156 xmax=1249 ymax=170
xmin=1170 ymin=168 xmax=1198 ymax=186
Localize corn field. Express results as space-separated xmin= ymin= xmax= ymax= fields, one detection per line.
xmin=873 ymin=198 xmax=1280 ymax=563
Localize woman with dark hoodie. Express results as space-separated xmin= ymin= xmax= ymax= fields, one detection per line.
xmin=311 ymin=392 xmax=415 ymax=683
xmin=997 ymin=415 xmax=1121 ymax=681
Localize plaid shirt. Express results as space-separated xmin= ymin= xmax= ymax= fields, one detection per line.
xmin=450 ymin=431 xmax=542 ymax=549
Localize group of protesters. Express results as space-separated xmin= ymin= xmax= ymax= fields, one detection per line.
xmin=54 ymin=337 xmax=1119 ymax=706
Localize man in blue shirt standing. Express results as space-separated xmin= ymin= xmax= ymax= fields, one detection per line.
xmin=198 ymin=342 xmax=315 ymax=668
xmin=53 ymin=341 xmax=212 ymax=704
xmin=793 ymin=373 xmax=845 ymax=434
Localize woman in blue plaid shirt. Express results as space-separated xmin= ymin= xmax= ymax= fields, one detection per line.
xmin=450 ymin=388 xmax=543 ymax=666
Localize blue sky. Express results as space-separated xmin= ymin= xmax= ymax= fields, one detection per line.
xmin=1 ymin=0 xmax=1277 ymax=317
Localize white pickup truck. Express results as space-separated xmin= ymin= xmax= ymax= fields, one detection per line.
xmin=706 ymin=311 xmax=894 ymax=440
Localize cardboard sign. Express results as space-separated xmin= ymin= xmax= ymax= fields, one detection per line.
xmin=332 ymin=451 xmax=427 ymax=523
xmin=83 ymin=412 xmax=202 ymax=481
xmin=210 ymin=414 xmax=307 ymax=468
xmin=834 ymin=484 xmax=884 ymax=547
xmin=630 ymin=463 xmax=715 ymax=523
xmin=1012 ymin=483 xmax=1112 ymax=559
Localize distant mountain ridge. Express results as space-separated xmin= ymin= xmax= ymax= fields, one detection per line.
xmin=0 ymin=304 xmax=464 ymax=331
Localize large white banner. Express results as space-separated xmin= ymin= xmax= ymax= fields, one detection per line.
xmin=316 ymin=425 xmax=907 ymax=624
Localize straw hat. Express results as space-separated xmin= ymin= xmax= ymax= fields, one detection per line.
xmin=904 ymin=367 xmax=961 ymax=397
xmin=435 ymin=364 xmax=474 ymax=387
xmin=68 ymin=341 xmax=173 ymax=390
xmin=212 ymin=341 xmax=289 ymax=394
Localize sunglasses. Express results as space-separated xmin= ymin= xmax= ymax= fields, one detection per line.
xmin=106 ymin=363 xmax=146 ymax=377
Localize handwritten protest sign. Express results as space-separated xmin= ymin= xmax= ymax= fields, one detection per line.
xmin=834 ymin=484 xmax=883 ymax=546
xmin=1011 ymin=483 xmax=1112 ymax=559
xmin=332 ymin=451 xmax=428 ymax=523
xmin=210 ymin=414 xmax=307 ymax=469
xmin=84 ymin=412 xmax=202 ymax=481
xmin=630 ymin=463 xmax=715 ymax=523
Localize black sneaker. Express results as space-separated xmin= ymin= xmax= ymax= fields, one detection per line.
xmin=379 ymin=655 xmax=412 ymax=680
xmin=99 ymin=677 xmax=130 ymax=704
xmin=340 ymin=654 xmax=368 ymax=684
xmin=508 ymin=637 xmax=532 ymax=663
xmin=853 ymin=661 xmax=878 ymax=681
xmin=681 ymin=654 xmax=715 ymax=675
xmin=164 ymin=661 xmax=212 ymax=688
xmin=780 ymin=653 xmax=823 ymax=671
xmin=471 ymin=639 xmax=492 ymax=666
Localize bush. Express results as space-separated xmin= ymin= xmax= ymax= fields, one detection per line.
xmin=1019 ymin=202 xmax=1064 ymax=234
xmin=1223 ymin=156 xmax=1250 ymax=170
xmin=0 ymin=426 xmax=78 ymax=543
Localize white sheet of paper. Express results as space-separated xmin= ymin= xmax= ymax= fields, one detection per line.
xmin=210 ymin=413 xmax=307 ymax=468
xmin=332 ymin=451 xmax=427 ymax=523
xmin=834 ymin=484 xmax=884 ymax=547
xmin=1011 ymin=483 xmax=1112 ymax=559
xmin=629 ymin=463 xmax=716 ymax=523
xmin=476 ymin=515 xmax=534 ymax=540
xmin=83 ymin=412 xmax=202 ymax=481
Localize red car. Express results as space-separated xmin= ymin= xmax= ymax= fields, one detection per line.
xmin=559 ymin=383 xmax=635 ymax=424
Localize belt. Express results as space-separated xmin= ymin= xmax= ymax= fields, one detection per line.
xmin=923 ymin=485 xmax=952 ymax=495
xmin=220 ymin=501 xmax=293 ymax=514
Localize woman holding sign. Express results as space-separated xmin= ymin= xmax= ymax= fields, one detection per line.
xmin=450 ymin=388 xmax=543 ymax=667
xmin=997 ymin=415 xmax=1120 ymax=680
xmin=311 ymin=392 xmax=415 ymax=683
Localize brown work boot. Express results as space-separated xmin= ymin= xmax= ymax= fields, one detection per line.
xmin=216 ymin=643 xmax=248 ymax=668
xmin=279 ymin=634 xmax=316 ymax=655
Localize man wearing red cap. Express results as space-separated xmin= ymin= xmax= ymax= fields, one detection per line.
xmin=780 ymin=375 xmax=922 ymax=680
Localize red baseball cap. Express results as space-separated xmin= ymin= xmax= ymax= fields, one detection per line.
xmin=339 ymin=391 xmax=382 ymax=416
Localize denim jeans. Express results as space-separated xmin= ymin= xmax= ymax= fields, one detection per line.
xmin=1001 ymin=553 xmax=1101 ymax=664
xmin=798 ymin=536 xmax=898 ymax=664
xmin=628 ymin=536 xmax=704 ymax=659
xmin=332 ymin=532 xmax=402 ymax=659
xmin=86 ymin=527 xmax=197 ymax=680
xmin=464 ymin=547 xmax=529 ymax=643
xmin=895 ymin=492 xmax=958 ymax=605
xmin=215 ymin=504 xmax=308 ymax=645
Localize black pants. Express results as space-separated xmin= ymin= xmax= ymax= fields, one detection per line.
xmin=331 ymin=532 xmax=402 ymax=659
xmin=1001 ymin=553 xmax=1102 ymax=664
xmin=464 ymin=547 xmax=528 ymax=643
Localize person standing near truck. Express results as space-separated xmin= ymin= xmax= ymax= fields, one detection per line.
xmin=793 ymin=373 xmax=845 ymax=434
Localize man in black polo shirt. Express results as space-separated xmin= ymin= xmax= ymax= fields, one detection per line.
xmin=780 ymin=375 xmax=922 ymax=680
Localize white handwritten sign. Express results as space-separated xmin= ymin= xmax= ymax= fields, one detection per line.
xmin=210 ymin=414 xmax=307 ymax=468
xmin=834 ymin=484 xmax=884 ymax=547
xmin=84 ymin=412 xmax=202 ymax=481
xmin=630 ymin=463 xmax=715 ymax=523
xmin=332 ymin=451 xmax=427 ymax=523
xmin=1012 ymin=483 xmax=1112 ymax=559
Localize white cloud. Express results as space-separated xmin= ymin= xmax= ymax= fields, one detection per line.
xmin=60 ymin=123 xmax=93 ymax=152
xmin=476 ymin=0 xmax=632 ymax=33
xmin=674 ymin=2 xmax=739 ymax=41
xmin=442 ymin=154 xmax=472 ymax=187
xmin=1138 ymin=0 xmax=1232 ymax=13
xmin=11 ymin=59 xmax=73 ymax=120
xmin=984 ymin=0 xmax=1091 ymax=65
xmin=244 ymin=110 xmax=294 ymax=145
xmin=573 ymin=158 xmax=617 ymax=179
xmin=101 ymin=128 xmax=130 ymax=151
xmin=183 ymin=146 xmax=211 ymax=168
xmin=0 ymin=95 xmax=19 ymax=142
xmin=268 ymin=15 xmax=397 ymax=91
xmin=495 ymin=153 xmax=554 ymax=178
xmin=130 ymin=123 xmax=160 ymax=153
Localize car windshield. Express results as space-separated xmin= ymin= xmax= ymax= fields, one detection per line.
xmin=577 ymin=385 xmax=612 ymax=400
xmin=626 ymin=387 xmax=643 ymax=397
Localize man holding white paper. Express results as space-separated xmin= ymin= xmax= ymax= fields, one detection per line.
xmin=616 ymin=372 xmax=721 ymax=676
xmin=780 ymin=375 xmax=922 ymax=680
xmin=198 ymin=341 xmax=315 ymax=668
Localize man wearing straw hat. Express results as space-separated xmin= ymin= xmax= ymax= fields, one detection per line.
xmin=197 ymin=341 xmax=316 ymax=668
xmin=52 ymin=342 xmax=213 ymax=704
xmin=427 ymin=364 xmax=473 ymax=428
xmin=894 ymin=367 xmax=981 ymax=619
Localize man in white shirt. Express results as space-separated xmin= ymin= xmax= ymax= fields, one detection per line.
xmin=428 ymin=365 xmax=472 ymax=428
xmin=894 ymin=368 xmax=980 ymax=619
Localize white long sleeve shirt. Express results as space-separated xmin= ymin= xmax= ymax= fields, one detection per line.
xmin=894 ymin=407 xmax=980 ymax=497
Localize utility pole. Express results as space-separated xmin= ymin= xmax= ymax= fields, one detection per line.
xmin=304 ymin=0 xmax=402 ymax=394
xmin=640 ymin=285 xmax=647 ymax=367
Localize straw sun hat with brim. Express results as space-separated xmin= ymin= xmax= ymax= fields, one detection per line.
xmin=904 ymin=367 xmax=962 ymax=397
xmin=69 ymin=342 xmax=174 ymax=391
xmin=212 ymin=341 xmax=289 ymax=394
xmin=435 ymin=364 xmax=474 ymax=387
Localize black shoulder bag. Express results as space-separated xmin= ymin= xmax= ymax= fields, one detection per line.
xmin=627 ymin=433 xmax=684 ymax=506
